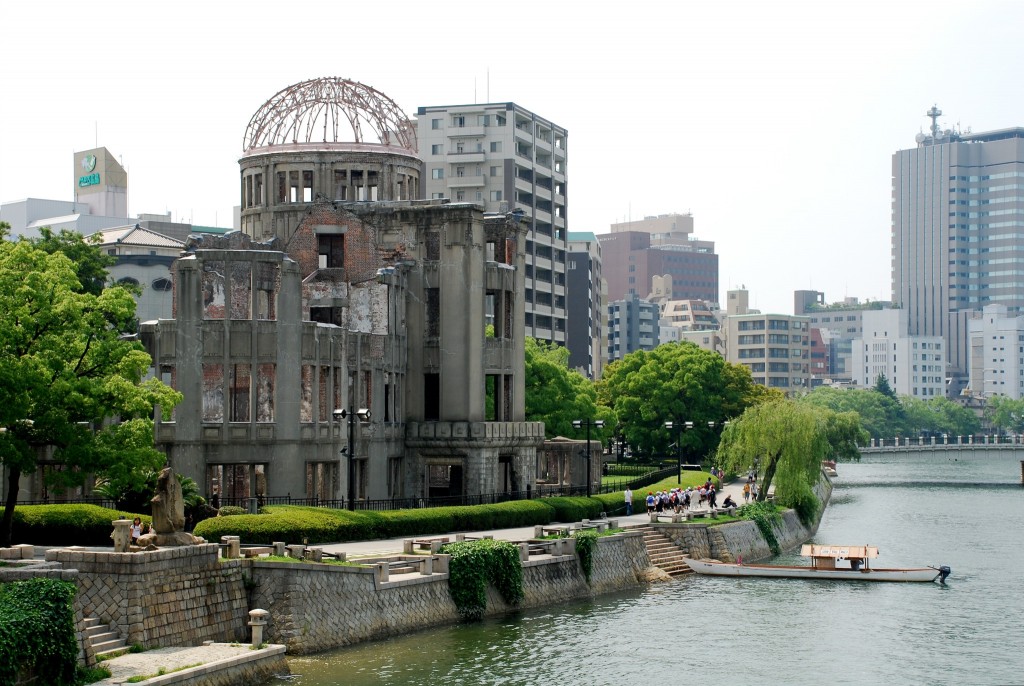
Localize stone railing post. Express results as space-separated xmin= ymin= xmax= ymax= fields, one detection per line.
xmin=221 ymin=536 xmax=240 ymax=559
xmin=273 ymin=542 xmax=286 ymax=557
xmin=111 ymin=519 xmax=132 ymax=552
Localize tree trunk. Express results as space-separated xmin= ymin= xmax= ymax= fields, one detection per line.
xmin=1 ymin=466 xmax=21 ymax=547
xmin=757 ymin=453 xmax=780 ymax=502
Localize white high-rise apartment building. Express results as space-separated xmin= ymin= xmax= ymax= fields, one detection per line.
xmin=967 ymin=304 xmax=1024 ymax=399
xmin=417 ymin=103 xmax=568 ymax=344
xmin=852 ymin=309 xmax=946 ymax=398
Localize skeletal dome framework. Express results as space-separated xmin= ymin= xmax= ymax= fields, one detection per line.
xmin=243 ymin=77 xmax=417 ymax=154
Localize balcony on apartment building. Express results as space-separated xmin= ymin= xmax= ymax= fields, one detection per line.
xmin=448 ymin=174 xmax=487 ymax=188
xmin=447 ymin=125 xmax=486 ymax=138
xmin=447 ymin=150 xmax=486 ymax=163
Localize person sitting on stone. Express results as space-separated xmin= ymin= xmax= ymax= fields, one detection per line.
xmin=130 ymin=517 xmax=143 ymax=545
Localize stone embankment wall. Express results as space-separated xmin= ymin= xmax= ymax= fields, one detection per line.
xmin=47 ymin=544 xmax=248 ymax=654
xmin=249 ymin=531 xmax=649 ymax=654
xmin=658 ymin=478 xmax=833 ymax=563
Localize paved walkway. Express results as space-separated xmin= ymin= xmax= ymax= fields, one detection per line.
xmin=316 ymin=477 xmax=757 ymax=559
xmin=92 ymin=643 xmax=286 ymax=685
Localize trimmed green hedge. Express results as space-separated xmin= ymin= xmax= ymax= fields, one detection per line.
xmin=0 ymin=578 xmax=78 ymax=686
xmin=193 ymin=500 xmax=557 ymax=544
xmin=542 ymin=496 xmax=605 ymax=523
xmin=13 ymin=473 xmax=721 ymax=547
xmin=0 ymin=505 xmax=150 ymax=546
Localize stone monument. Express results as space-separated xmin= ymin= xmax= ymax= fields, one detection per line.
xmin=136 ymin=467 xmax=206 ymax=547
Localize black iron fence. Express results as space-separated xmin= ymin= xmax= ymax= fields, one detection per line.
xmin=14 ymin=497 xmax=118 ymax=509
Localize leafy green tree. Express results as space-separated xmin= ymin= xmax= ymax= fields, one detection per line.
xmin=873 ymin=373 xmax=898 ymax=401
xmin=984 ymin=395 xmax=1024 ymax=435
xmin=598 ymin=342 xmax=762 ymax=460
xmin=716 ymin=400 xmax=861 ymax=522
xmin=801 ymin=386 xmax=903 ymax=438
xmin=524 ymin=338 xmax=613 ymax=440
xmin=27 ymin=227 xmax=117 ymax=296
xmin=901 ymin=396 xmax=980 ymax=438
xmin=0 ymin=238 xmax=181 ymax=546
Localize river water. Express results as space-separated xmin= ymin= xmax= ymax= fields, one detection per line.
xmin=274 ymin=455 xmax=1024 ymax=686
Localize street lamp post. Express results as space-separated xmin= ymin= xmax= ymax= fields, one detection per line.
xmin=572 ymin=419 xmax=605 ymax=497
xmin=334 ymin=407 xmax=371 ymax=510
xmin=664 ymin=420 xmax=693 ymax=484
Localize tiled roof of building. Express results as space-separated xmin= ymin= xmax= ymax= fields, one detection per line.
xmin=91 ymin=225 xmax=185 ymax=249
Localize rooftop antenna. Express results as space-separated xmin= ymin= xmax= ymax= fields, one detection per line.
xmin=927 ymin=105 xmax=942 ymax=139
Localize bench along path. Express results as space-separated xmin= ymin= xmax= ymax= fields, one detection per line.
xmin=629 ymin=524 xmax=693 ymax=577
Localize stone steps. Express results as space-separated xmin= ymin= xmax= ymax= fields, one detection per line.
xmin=632 ymin=525 xmax=694 ymax=577
xmin=83 ymin=616 xmax=129 ymax=660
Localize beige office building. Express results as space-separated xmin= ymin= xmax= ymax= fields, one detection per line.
xmin=417 ymin=103 xmax=568 ymax=345
xmin=724 ymin=289 xmax=810 ymax=393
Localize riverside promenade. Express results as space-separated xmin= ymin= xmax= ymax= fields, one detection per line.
xmin=59 ymin=478 xmax=761 ymax=684
xmin=314 ymin=477 xmax=755 ymax=559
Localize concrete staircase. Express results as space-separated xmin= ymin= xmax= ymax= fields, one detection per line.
xmin=632 ymin=525 xmax=694 ymax=577
xmin=83 ymin=617 xmax=129 ymax=660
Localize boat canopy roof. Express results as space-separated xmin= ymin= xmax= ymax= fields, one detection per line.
xmin=800 ymin=545 xmax=879 ymax=559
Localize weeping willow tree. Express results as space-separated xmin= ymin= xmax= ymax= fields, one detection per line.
xmin=716 ymin=399 xmax=865 ymax=524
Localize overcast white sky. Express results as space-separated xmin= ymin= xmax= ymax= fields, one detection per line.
xmin=2 ymin=0 xmax=1022 ymax=313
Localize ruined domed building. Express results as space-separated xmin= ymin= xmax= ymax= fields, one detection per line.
xmin=141 ymin=78 xmax=543 ymax=505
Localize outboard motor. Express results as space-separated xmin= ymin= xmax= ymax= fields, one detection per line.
xmin=938 ymin=566 xmax=952 ymax=584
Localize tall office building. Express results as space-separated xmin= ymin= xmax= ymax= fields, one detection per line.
xmin=607 ymin=294 xmax=660 ymax=362
xmin=892 ymin=107 xmax=1024 ymax=388
xmin=567 ymin=232 xmax=605 ymax=379
xmin=417 ymin=103 xmax=568 ymax=345
xmin=598 ymin=213 xmax=717 ymax=303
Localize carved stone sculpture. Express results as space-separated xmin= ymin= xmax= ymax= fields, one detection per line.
xmin=137 ymin=467 xmax=206 ymax=547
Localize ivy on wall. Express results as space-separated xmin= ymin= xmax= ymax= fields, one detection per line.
xmin=737 ymin=501 xmax=783 ymax=555
xmin=0 ymin=577 xmax=79 ymax=686
xmin=573 ymin=530 xmax=598 ymax=583
xmin=440 ymin=539 xmax=524 ymax=620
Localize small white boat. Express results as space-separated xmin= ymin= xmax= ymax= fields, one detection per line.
xmin=684 ymin=545 xmax=950 ymax=583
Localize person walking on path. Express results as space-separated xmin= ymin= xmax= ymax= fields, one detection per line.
xmin=751 ymin=480 xmax=760 ymax=501
xmin=624 ymin=487 xmax=633 ymax=515
xmin=742 ymin=481 xmax=751 ymax=503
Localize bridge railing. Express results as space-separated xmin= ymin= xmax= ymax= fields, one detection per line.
xmin=860 ymin=434 xmax=1024 ymax=452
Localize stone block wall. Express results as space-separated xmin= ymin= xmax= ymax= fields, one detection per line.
xmin=248 ymin=533 xmax=647 ymax=654
xmin=248 ymin=561 xmax=459 ymax=654
xmin=47 ymin=544 xmax=248 ymax=652
xmin=589 ymin=530 xmax=648 ymax=593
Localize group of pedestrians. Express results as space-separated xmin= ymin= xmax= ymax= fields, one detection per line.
xmin=641 ymin=482 xmax=719 ymax=515
xmin=741 ymin=476 xmax=760 ymax=503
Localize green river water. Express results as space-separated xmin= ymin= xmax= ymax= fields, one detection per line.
xmin=270 ymin=454 xmax=1024 ymax=685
